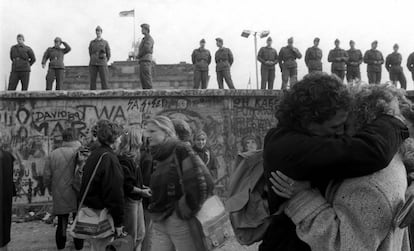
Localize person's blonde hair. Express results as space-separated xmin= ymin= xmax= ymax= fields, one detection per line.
xmin=145 ymin=116 xmax=177 ymax=139
xmin=118 ymin=128 xmax=143 ymax=160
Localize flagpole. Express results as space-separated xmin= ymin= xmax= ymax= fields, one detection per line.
xmin=133 ymin=9 xmax=136 ymax=46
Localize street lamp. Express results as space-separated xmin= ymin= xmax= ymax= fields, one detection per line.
xmin=241 ymin=30 xmax=270 ymax=89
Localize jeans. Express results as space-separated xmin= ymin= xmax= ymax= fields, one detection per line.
xmin=141 ymin=209 xmax=153 ymax=251
xmin=56 ymin=214 xmax=83 ymax=250
xmin=8 ymin=71 xmax=30 ymax=91
xmin=46 ymin=69 xmax=64 ymax=90
xmin=124 ymin=198 xmax=146 ymax=250
xmin=150 ymin=212 xmax=197 ymax=251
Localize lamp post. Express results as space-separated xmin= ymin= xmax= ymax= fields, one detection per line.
xmin=241 ymin=30 xmax=270 ymax=89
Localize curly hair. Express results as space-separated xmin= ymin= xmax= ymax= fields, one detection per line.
xmin=275 ymin=72 xmax=351 ymax=129
xmin=96 ymin=120 xmax=123 ymax=146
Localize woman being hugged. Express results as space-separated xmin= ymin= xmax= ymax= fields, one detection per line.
xmin=144 ymin=116 xmax=214 ymax=251
xmin=79 ymin=120 xmax=125 ymax=250
xmin=117 ymin=127 xmax=152 ymax=250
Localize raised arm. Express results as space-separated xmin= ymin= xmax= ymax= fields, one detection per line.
xmin=62 ymin=41 xmax=71 ymax=54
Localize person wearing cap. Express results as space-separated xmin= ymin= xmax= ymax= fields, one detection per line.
xmin=257 ymin=37 xmax=278 ymax=89
xmin=215 ymin=38 xmax=235 ymax=89
xmin=346 ymin=40 xmax=363 ymax=83
xmin=191 ymin=39 xmax=211 ymax=89
xmin=385 ymin=44 xmax=407 ymax=89
xmin=407 ymin=51 xmax=414 ymax=84
xmin=138 ymin=23 xmax=154 ymax=89
xmin=304 ymin=37 xmax=323 ymax=74
xmin=8 ymin=34 xmax=36 ymax=91
xmin=328 ymin=39 xmax=349 ymax=81
xmin=41 ymin=37 xmax=71 ymax=90
xmin=89 ymin=25 xmax=111 ymax=90
xmin=278 ymin=37 xmax=302 ymax=90
xmin=364 ymin=41 xmax=384 ymax=84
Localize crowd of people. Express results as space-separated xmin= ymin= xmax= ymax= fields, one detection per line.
xmin=7 ymin=24 xmax=414 ymax=92
xmin=3 ymin=71 xmax=414 ymax=251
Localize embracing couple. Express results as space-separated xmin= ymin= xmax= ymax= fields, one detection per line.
xmin=261 ymin=72 xmax=414 ymax=251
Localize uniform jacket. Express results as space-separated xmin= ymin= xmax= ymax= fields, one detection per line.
xmin=305 ymin=46 xmax=323 ymax=71
xmin=138 ymin=34 xmax=154 ymax=62
xmin=278 ymin=46 xmax=302 ymax=69
xmin=80 ymin=144 xmax=124 ymax=227
xmin=407 ymin=52 xmax=414 ymax=72
xmin=386 ymin=52 xmax=404 ymax=73
xmin=41 ymin=42 xmax=71 ymax=69
xmin=346 ymin=48 xmax=363 ymax=68
xmin=285 ymin=154 xmax=410 ymax=251
xmin=9 ymin=44 xmax=36 ymax=72
xmin=328 ymin=48 xmax=349 ymax=71
xmin=364 ymin=49 xmax=384 ymax=72
xmin=44 ymin=141 xmax=81 ymax=215
xmin=191 ymin=48 xmax=211 ymax=71
xmin=89 ymin=38 xmax=111 ymax=66
xmin=215 ymin=47 xmax=234 ymax=71
xmin=257 ymin=46 xmax=278 ymax=70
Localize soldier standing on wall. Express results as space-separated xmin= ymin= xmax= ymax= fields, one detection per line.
xmin=138 ymin=23 xmax=154 ymax=89
xmin=8 ymin=34 xmax=36 ymax=91
xmin=305 ymin=37 xmax=323 ymax=74
xmin=257 ymin=37 xmax=278 ymax=90
xmin=385 ymin=44 xmax=407 ymax=89
xmin=89 ymin=26 xmax=111 ymax=90
xmin=346 ymin=40 xmax=363 ymax=83
xmin=215 ymin=38 xmax=235 ymax=89
xmin=41 ymin=37 xmax=71 ymax=90
xmin=364 ymin=40 xmax=384 ymax=84
xmin=407 ymin=51 xmax=414 ymax=85
xmin=278 ymin=37 xmax=302 ymax=90
xmin=191 ymin=39 xmax=211 ymax=89
xmin=328 ymin=39 xmax=348 ymax=81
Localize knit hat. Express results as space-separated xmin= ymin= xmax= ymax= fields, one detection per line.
xmin=195 ymin=130 xmax=207 ymax=139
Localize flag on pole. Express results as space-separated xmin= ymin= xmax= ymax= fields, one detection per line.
xmin=119 ymin=9 xmax=134 ymax=17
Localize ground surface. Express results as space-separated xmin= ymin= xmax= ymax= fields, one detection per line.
xmin=8 ymin=221 xmax=259 ymax=251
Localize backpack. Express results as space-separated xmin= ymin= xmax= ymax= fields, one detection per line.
xmin=225 ymin=150 xmax=272 ymax=245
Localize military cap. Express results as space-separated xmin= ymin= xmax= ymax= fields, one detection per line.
xmin=200 ymin=38 xmax=206 ymax=43
xmin=394 ymin=43 xmax=399 ymax=48
xmin=349 ymin=40 xmax=355 ymax=44
xmin=54 ymin=37 xmax=62 ymax=42
xmin=314 ymin=37 xmax=320 ymax=42
xmin=372 ymin=40 xmax=378 ymax=45
xmin=17 ymin=34 xmax=25 ymax=40
xmin=334 ymin=38 xmax=340 ymax=43
xmin=288 ymin=37 xmax=294 ymax=43
xmin=267 ymin=37 xmax=272 ymax=42
xmin=216 ymin=37 xmax=223 ymax=43
xmin=141 ymin=23 xmax=150 ymax=30
xmin=96 ymin=25 xmax=102 ymax=31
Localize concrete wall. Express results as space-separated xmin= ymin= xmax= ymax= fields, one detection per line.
xmin=0 ymin=90 xmax=279 ymax=204
xmin=62 ymin=61 xmax=195 ymax=90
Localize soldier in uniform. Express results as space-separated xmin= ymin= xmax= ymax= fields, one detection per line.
xmin=305 ymin=37 xmax=322 ymax=74
xmin=257 ymin=37 xmax=278 ymax=89
xmin=407 ymin=51 xmax=414 ymax=84
xmin=41 ymin=37 xmax=71 ymax=90
xmin=278 ymin=37 xmax=302 ymax=90
xmin=328 ymin=39 xmax=348 ymax=81
xmin=346 ymin=40 xmax=363 ymax=83
xmin=89 ymin=26 xmax=111 ymax=90
xmin=8 ymin=34 xmax=36 ymax=91
xmin=138 ymin=23 xmax=154 ymax=89
xmin=364 ymin=40 xmax=384 ymax=84
xmin=215 ymin=38 xmax=235 ymax=89
xmin=385 ymin=44 xmax=407 ymax=89
xmin=191 ymin=39 xmax=211 ymax=89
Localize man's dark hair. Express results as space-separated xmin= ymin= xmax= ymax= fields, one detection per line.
xmin=275 ymin=72 xmax=351 ymax=129
xmin=96 ymin=120 xmax=123 ymax=146
xmin=62 ymin=128 xmax=76 ymax=142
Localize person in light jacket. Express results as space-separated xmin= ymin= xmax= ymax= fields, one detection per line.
xmin=44 ymin=128 xmax=83 ymax=251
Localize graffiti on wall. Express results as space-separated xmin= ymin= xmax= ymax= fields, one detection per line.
xmin=0 ymin=95 xmax=278 ymax=203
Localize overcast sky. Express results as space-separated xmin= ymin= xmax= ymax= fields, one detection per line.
xmin=1 ymin=0 xmax=414 ymax=90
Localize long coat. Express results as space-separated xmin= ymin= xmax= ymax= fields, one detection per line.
xmin=44 ymin=141 xmax=81 ymax=215
xmin=0 ymin=149 xmax=15 ymax=247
